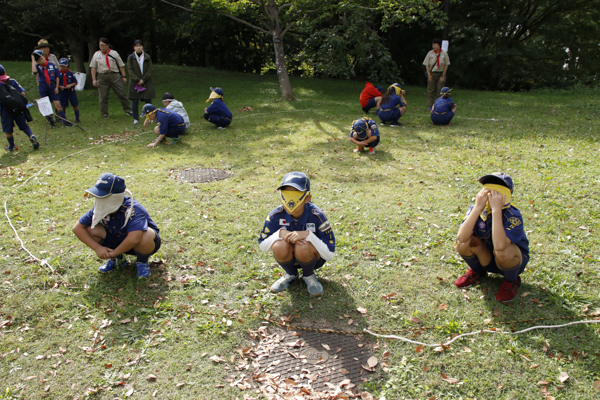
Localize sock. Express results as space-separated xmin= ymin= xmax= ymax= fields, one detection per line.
xmin=460 ymin=253 xmax=486 ymax=274
xmin=75 ymin=109 xmax=80 ymax=122
xmin=7 ymin=136 xmax=15 ymax=148
xmin=59 ymin=111 xmax=67 ymax=125
xmin=297 ymin=254 xmax=318 ymax=277
xmin=135 ymin=251 xmax=151 ymax=264
xmin=47 ymin=116 xmax=55 ymax=125
xmin=23 ymin=127 xmax=33 ymax=139
xmin=277 ymin=258 xmax=298 ymax=276
xmin=500 ymin=265 xmax=520 ymax=282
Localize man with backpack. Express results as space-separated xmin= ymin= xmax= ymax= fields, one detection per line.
xmin=0 ymin=65 xmax=39 ymax=152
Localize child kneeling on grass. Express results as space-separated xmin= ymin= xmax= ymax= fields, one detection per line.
xmin=141 ymin=104 xmax=186 ymax=147
xmin=204 ymin=87 xmax=232 ymax=129
xmin=455 ymin=173 xmax=529 ymax=303
xmin=72 ymin=173 xmax=161 ymax=278
xmin=430 ymin=87 xmax=456 ymax=125
xmin=0 ymin=64 xmax=39 ymax=151
xmin=258 ymin=172 xmax=335 ymax=296
xmin=350 ymin=117 xmax=380 ymax=155
xmin=162 ymin=92 xmax=190 ymax=129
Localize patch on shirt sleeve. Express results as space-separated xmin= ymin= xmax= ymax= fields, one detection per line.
xmin=508 ymin=217 xmax=522 ymax=229
xmin=264 ymin=227 xmax=270 ymax=234
xmin=279 ymin=219 xmax=290 ymax=226
xmin=261 ymin=233 xmax=267 ymax=239
xmin=319 ymin=221 xmax=331 ymax=232
xmin=306 ymin=223 xmax=316 ymax=232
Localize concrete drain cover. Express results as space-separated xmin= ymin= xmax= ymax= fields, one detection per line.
xmin=175 ymin=168 xmax=231 ymax=183
xmin=255 ymin=329 xmax=375 ymax=392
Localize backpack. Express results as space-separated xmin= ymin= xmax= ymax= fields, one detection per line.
xmin=0 ymin=79 xmax=28 ymax=116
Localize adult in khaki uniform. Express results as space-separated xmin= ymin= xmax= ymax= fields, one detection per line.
xmin=89 ymin=38 xmax=132 ymax=118
xmin=423 ymin=38 xmax=450 ymax=110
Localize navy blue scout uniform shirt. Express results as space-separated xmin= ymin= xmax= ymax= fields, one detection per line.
xmin=259 ymin=203 xmax=335 ymax=253
xmin=79 ymin=197 xmax=159 ymax=242
xmin=35 ymin=62 xmax=59 ymax=89
xmin=349 ymin=118 xmax=379 ymax=140
xmin=463 ymin=204 xmax=529 ymax=254
xmin=432 ymin=96 xmax=454 ymax=114
xmin=206 ymin=98 xmax=232 ymax=120
xmin=155 ymin=108 xmax=186 ymax=137
xmin=57 ymin=70 xmax=77 ymax=91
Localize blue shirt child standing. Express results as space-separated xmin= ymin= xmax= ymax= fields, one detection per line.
xmin=57 ymin=58 xmax=80 ymax=123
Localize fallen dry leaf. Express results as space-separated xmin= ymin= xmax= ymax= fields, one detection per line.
xmin=357 ymin=307 xmax=367 ymax=315
xmin=147 ymin=374 xmax=157 ymax=381
xmin=433 ymin=346 xmax=444 ymax=353
xmin=463 ymin=346 xmax=472 ymax=353
xmin=347 ymin=319 xmax=354 ymax=325
xmin=322 ymin=344 xmax=330 ymax=351
xmin=442 ymin=376 xmax=460 ymax=384
xmin=538 ymin=380 xmax=550 ymax=385
xmin=438 ymin=303 xmax=447 ymax=310
xmin=340 ymin=368 xmax=349 ymax=374
xmin=360 ymin=392 xmax=374 ymax=400
xmin=120 ymin=319 xmax=131 ymax=324
xmin=530 ymin=364 xmax=540 ymax=369
xmin=176 ymin=382 xmax=185 ymax=388
xmin=409 ymin=317 xmax=421 ymax=323
xmin=593 ymin=380 xmax=600 ymax=390
xmin=558 ymin=371 xmax=569 ymax=383
xmin=367 ymin=356 xmax=378 ymax=368
xmin=416 ymin=345 xmax=423 ymax=353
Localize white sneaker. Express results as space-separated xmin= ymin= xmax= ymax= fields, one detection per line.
xmin=302 ymin=274 xmax=323 ymax=296
xmin=133 ymin=120 xmax=139 ymax=126
xmin=217 ymin=126 xmax=226 ymax=130
xmin=270 ymin=273 xmax=298 ymax=293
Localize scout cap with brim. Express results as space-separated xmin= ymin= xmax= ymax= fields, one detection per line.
xmin=86 ymin=173 xmax=126 ymax=199
xmin=479 ymin=172 xmax=513 ymax=193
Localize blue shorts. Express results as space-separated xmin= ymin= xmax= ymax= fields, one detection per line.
xmin=1 ymin=107 xmax=29 ymax=133
xmin=368 ymin=136 xmax=380 ymax=148
xmin=38 ymin=85 xmax=59 ymax=102
xmin=100 ymin=231 xmax=162 ymax=256
xmin=362 ymin=98 xmax=377 ymax=113
xmin=165 ymin=124 xmax=187 ymax=138
xmin=431 ymin=111 xmax=454 ymax=125
xmin=377 ymin=108 xmax=401 ymax=124
xmin=484 ymin=248 xmax=529 ymax=276
xmin=204 ymin=113 xmax=232 ymax=127
xmin=60 ymin=90 xmax=79 ymax=108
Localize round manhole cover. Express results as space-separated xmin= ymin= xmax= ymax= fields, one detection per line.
xmin=298 ymin=347 xmax=330 ymax=364
xmin=175 ymin=168 xmax=232 ymax=183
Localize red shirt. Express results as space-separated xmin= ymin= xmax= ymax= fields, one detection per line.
xmin=359 ymin=83 xmax=382 ymax=108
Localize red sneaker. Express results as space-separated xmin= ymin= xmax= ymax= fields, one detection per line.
xmin=454 ymin=269 xmax=487 ymax=288
xmin=496 ymin=277 xmax=521 ymax=303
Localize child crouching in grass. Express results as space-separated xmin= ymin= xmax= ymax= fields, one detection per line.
xmin=72 ymin=173 xmax=161 ymax=278
xmin=350 ymin=117 xmax=380 ymax=155
xmin=259 ymin=172 xmax=335 ymax=296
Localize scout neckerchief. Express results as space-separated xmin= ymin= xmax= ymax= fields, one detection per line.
xmin=434 ymin=49 xmax=441 ymax=69
xmin=102 ymin=50 xmax=112 ymax=72
xmin=280 ymin=190 xmax=309 ymax=214
xmin=62 ymin=69 xmax=69 ymax=88
xmin=479 ymin=184 xmax=512 ymax=222
xmin=206 ymin=90 xmax=223 ymax=103
xmin=40 ymin=61 xmax=51 ymax=86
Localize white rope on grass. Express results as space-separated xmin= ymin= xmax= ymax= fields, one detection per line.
xmin=364 ymin=319 xmax=600 ymax=347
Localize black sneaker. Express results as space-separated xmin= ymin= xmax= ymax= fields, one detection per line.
xmin=4 ymin=145 xmax=15 ymax=152
xmin=125 ymin=111 xmax=133 ymax=117
xmin=30 ymin=136 xmax=39 ymax=150
xmin=102 ymin=114 xmax=109 ymax=119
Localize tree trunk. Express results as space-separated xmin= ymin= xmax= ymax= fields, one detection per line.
xmin=66 ymin=34 xmax=86 ymax=74
xmin=273 ymin=34 xmax=294 ymax=101
xmin=85 ymin=33 xmax=99 ymax=89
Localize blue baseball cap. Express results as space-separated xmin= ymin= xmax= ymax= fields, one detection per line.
xmin=376 ymin=85 xmax=383 ymax=93
xmin=210 ymin=87 xmax=224 ymax=96
xmin=59 ymin=57 xmax=69 ymax=66
xmin=32 ymin=49 xmax=44 ymax=60
xmin=86 ymin=173 xmax=126 ymax=198
xmin=440 ymin=87 xmax=451 ymax=95
xmin=479 ymin=172 xmax=514 ymax=193
xmin=0 ymin=64 xmax=5 ymax=76
xmin=352 ymin=119 xmax=369 ymax=140
xmin=140 ymin=103 xmax=156 ymax=117
xmin=277 ymin=172 xmax=310 ymax=192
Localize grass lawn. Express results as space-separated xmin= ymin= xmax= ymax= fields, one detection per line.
xmin=1 ymin=61 xmax=599 ymax=399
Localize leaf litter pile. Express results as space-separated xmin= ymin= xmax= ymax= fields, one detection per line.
xmin=213 ymin=326 xmax=379 ymax=399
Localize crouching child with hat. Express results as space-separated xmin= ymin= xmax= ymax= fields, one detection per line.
xmin=455 ymin=173 xmax=530 ymax=303
xmin=141 ymin=103 xmax=186 ymax=147
xmin=430 ymin=87 xmax=456 ymax=125
xmin=204 ymin=87 xmax=232 ymax=129
xmin=72 ymin=173 xmax=161 ymax=278
xmin=350 ymin=117 xmax=380 ymax=155
xmin=258 ymin=172 xmax=335 ymax=296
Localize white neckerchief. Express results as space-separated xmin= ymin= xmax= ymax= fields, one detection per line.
xmin=135 ymin=52 xmax=144 ymax=75
xmin=90 ymin=189 xmax=134 ymax=229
